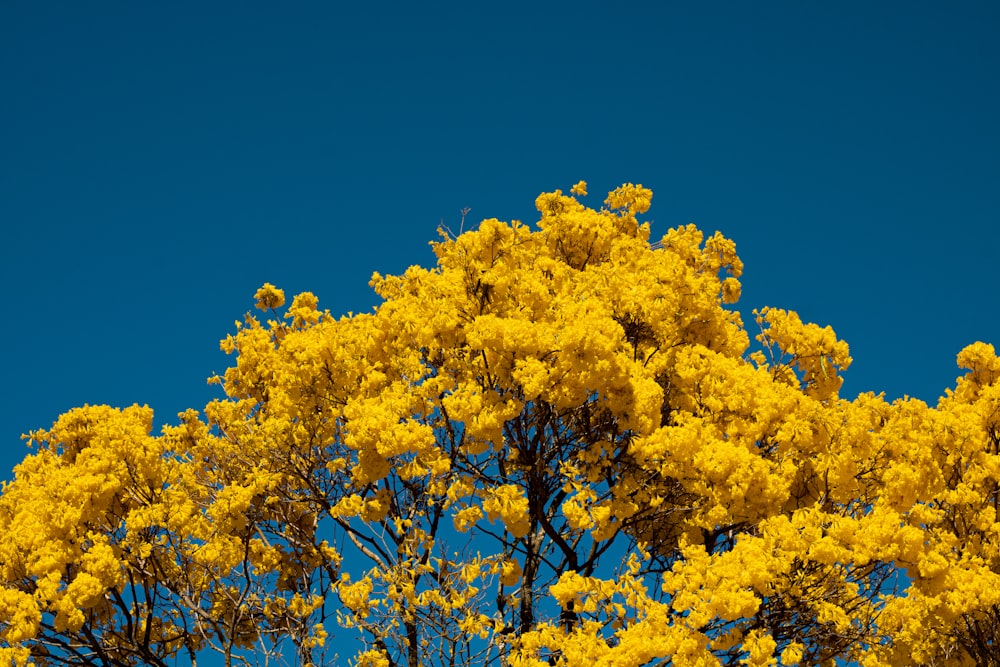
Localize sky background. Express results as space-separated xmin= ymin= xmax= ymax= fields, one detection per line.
xmin=2 ymin=0 xmax=998 ymax=485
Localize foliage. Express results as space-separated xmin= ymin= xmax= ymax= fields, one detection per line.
xmin=1 ymin=182 xmax=998 ymax=667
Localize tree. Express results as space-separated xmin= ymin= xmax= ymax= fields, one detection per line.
xmin=1 ymin=181 xmax=998 ymax=667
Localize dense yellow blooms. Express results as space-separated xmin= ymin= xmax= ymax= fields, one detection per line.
xmin=1 ymin=182 xmax=997 ymax=666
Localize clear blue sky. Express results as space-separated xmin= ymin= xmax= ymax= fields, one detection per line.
xmin=2 ymin=0 xmax=998 ymax=485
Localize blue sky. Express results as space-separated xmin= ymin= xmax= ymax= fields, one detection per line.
xmin=2 ymin=0 xmax=998 ymax=485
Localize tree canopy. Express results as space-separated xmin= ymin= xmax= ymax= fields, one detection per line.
xmin=2 ymin=182 xmax=998 ymax=667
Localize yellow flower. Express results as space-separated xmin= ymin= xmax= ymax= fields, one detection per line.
xmin=254 ymin=282 xmax=285 ymax=310
xmin=500 ymin=558 xmax=523 ymax=587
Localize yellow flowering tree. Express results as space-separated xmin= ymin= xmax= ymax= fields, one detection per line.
xmin=1 ymin=182 xmax=998 ymax=666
